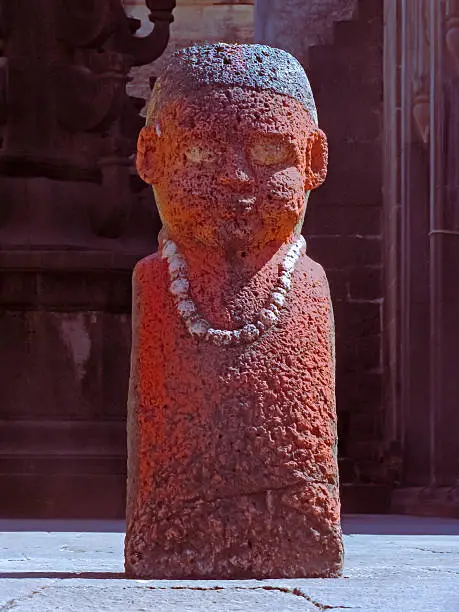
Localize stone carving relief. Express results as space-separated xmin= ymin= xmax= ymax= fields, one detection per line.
xmin=411 ymin=0 xmax=431 ymax=145
xmin=446 ymin=0 xmax=459 ymax=74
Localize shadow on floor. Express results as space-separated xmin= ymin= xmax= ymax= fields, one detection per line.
xmin=1 ymin=514 xmax=459 ymax=535
xmin=342 ymin=514 xmax=459 ymax=535
xmin=0 ymin=519 xmax=126 ymax=533
xmin=0 ymin=572 xmax=126 ymax=579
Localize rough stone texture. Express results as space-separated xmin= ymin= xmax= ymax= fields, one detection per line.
xmin=147 ymin=44 xmax=318 ymax=125
xmin=125 ymin=44 xmax=342 ymax=578
xmin=1 ymin=516 xmax=459 ymax=612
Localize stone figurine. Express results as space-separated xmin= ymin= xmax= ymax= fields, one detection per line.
xmin=125 ymin=43 xmax=343 ymax=578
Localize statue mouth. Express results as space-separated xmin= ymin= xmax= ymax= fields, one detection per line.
xmin=220 ymin=216 xmax=261 ymax=243
xmin=225 ymin=218 xmax=250 ymax=232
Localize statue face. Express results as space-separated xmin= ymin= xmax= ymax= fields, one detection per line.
xmin=138 ymin=87 xmax=327 ymax=252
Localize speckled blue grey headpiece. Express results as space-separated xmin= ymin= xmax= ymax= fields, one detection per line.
xmin=146 ymin=43 xmax=318 ymax=126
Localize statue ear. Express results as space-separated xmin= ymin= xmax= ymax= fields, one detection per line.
xmin=304 ymin=128 xmax=328 ymax=190
xmin=136 ymin=126 xmax=163 ymax=185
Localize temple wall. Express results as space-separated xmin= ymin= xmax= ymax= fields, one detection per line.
xmin=256 ymin=0 xmax=388 ymax=510
xmin=255 ymin=0 xmax=357 ymax=64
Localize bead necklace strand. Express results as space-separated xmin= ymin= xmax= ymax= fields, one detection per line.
xmin=160 ymin=234 xmax=306 ymax=346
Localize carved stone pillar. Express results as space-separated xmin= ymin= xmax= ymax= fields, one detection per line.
xmin=125 ymin=0 xmax=254 ymax=106
xmin=446 ymin=0 xmax=459 ymax=75
xmin=0 ymin=0 xmax=175 ymax=518
xmin=384 ymin=0 xmax=459 ymax=517
xmin=0 ymin=0 xmax=175 ymax=244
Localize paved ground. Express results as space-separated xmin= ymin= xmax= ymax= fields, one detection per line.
xmin=0 ymin=515 xmax=458 ymax=611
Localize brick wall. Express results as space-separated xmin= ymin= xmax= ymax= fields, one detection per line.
xmin=304 ymin=0 xmax=387 ymax=498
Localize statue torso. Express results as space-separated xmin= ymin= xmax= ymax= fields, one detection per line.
xmin=129 ymin=251 xmax=337 ymax=508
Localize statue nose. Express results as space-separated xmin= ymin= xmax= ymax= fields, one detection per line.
xmin=217 ymin=150 xmax=254 ymax=190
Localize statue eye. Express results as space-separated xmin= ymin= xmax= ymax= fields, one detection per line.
xmin=185 ymin=146 xmax=219 ymax=164
xmin=249 ymin=139 xmax=291 ymax=166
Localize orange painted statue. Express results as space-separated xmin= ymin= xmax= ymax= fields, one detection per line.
xmin=125 ymin=43 xmax=343 ymax=578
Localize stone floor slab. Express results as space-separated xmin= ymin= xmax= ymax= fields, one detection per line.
xmin=0 ymin=515 xmax=458 ymax=612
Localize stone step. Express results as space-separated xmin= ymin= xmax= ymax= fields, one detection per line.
xmin=0 ymin=454 xmax=125 ymax=476
xmin=0 ymin=473 xmax=125 ymax=518
xmin=0 ymin=419 xmax=126 ymax=456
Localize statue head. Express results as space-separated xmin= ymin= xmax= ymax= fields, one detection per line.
xmin=137 ymin=43 xmax=328 ymax=254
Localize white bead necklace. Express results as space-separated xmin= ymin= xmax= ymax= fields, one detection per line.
xmin=160 ymin=234 xmax=306 ymax=346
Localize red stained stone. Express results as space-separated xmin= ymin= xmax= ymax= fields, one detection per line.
xmin=125 ymin=44 xmax=343 ymax=579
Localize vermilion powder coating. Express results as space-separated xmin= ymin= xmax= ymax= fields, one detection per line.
xmin=125 ymin=44 xmax=343 ymax=578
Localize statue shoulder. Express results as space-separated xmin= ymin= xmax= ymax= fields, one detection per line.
xmin=300 ymin=253 xmax=327 ymax=279
xmin=133 ymin=252 xmax=161 ymax=285
xmin=298 ymin=253 xmax=331 ymax=296
xmin=132 ymin=253 xmax=165 ymax=299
